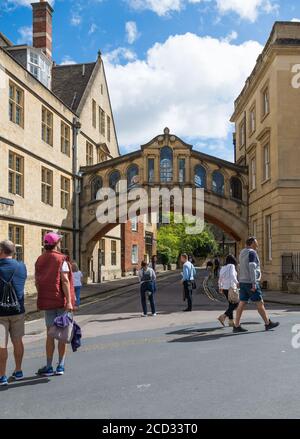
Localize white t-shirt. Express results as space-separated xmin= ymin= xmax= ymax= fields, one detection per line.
xmin=73 ymin=271 xmax=83 ymax=287
xmin=61 ymin=261 xmax=70 ymax=273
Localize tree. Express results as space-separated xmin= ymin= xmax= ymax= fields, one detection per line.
xmin=157 ymin=218 xmax=217 ymax=263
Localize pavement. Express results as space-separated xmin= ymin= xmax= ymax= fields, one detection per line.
xmin=2 ymin=271 xmax=300 ymax=419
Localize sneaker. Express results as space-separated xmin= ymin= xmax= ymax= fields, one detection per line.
xmin=11 ymin=371 xmax=24 ymax=381
xmin=55 ymin=365 xmax=65 ymax=376
xmin=152 ymin=313 xmax=157 ymax=316
xmin=265 ymin=320 xmax=280 ymax=331
xmin=37 ymin=366 xmax=54 ymax=377
xmin=141 ymin=314 xmax=147 ymax=317
xmin=183 ymin=309 xmax=192 ymax=312
xmin=0 ymin=376 xmax=8 ymax=386
xmin=233 ymin=326 xmax=248 ymax=333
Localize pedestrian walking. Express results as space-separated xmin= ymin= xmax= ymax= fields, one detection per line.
xmin=214 ymin=255 xmax=221 ymax=278
xmin=0 ymin=240 xmax=27 ymax=386
xmin=72 ymin=262 xmax=83 ymax=307
xmin=217 ymin=254 xmax=239 ymax=328
xmin=138 ymin=261 xmax=157 ymax=317
xmin=233 ymin=237 xmax=280 ymax=333
xmin=35 ymin=232 xmax=75 ymax=376
xmin=181 ymin=253 xmax=196 ymax=312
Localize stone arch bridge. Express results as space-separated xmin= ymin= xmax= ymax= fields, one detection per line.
xmin=80 ymin=128 xmax=249 ymax=273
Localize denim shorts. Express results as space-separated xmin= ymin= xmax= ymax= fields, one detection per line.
xmin=239 ymin=283 xmax=264 ymax=303
xmin=45 ymin=308 xmax=65 ymax=328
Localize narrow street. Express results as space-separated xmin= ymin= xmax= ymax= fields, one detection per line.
xmin=1 ymin=271 xmax=300 ymax=419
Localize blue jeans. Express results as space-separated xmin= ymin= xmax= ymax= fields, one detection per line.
xmin=75 ymin=286 xmax=81 ymax=306
xmin=140 ymin=284 xmax=156 ymax=315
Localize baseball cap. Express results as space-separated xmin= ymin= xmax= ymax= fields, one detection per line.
xmin=43 ymin=232 xmax=63 ymax=246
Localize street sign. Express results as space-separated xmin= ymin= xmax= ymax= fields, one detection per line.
xmin=0 ymin=197 xmax=14 ymax=206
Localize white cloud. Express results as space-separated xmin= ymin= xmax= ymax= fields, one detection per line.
xmin=17 ymin=25 xmax=32 ymax=45
xmin=216 ymin=0 xmax=278 ymax=22
xmin=4 ymin=0 xmax=54 ymax=7
xmin=127 ymin=0 xmax=203 ymax=17
xmin=222 ymin=30 xmax=238 ymax=43
xmin=88 ymin=23 xmax=98 ymax=35
xmin=104 ymin=47 xmax=137 ymax=64
xmin=60 ymin=56 xmax=77 ymax=66
xmin=127 ymin=0 xmax=278 ymax=21
xmin=125 ymin=21 xmax=140 ymax=44
xmin=104 ymin=33 xmax=262 ymax=155
xmin=70 ymin=14 xmax=82 ymax=26
xmin=291 ymin=18 xmax=300 ymax=23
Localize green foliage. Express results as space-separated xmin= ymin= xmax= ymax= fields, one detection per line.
xmin=157 ymin=218 xmax=217 ymax=263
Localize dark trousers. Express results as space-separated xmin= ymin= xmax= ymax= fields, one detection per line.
xmin=223 ymin=289 xmax=238 ymax=320
xmin=140 ymin=288 xmax=156 ymax=315
xmin=183 ymin=281 xmax=193 ymax=310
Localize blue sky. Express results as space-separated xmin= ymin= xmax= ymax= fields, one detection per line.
xmin=1 ymin=0 xmax=300 ymax=160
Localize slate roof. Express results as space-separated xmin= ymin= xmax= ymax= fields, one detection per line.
xmin=52 ymin=62 xmax=96 ymax=112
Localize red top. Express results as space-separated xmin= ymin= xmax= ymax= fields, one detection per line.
xmin=35 ymin=250 xmax=75 ymax=311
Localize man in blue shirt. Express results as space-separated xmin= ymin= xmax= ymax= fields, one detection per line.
xmin=181 ymin=253 xmax=196 ymax=312
xmin=0 ymin=240 xmax=27 ymax=386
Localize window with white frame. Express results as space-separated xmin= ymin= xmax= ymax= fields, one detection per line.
xmin=249 ymin=106 xmax=256 ymax=134
xmin=132 ymin=245 xmax=138 ymax=264
xmin=263 ymin=143 xmax=270 ymax=181
xmin=266 ymin=215 xmax=272 ymax=261
xmin=27 ymin=49 xmax=51 ymax=89
xmin=239 ymin=120 xmax=245 ymax=148
xmin=250 ymin=156 xmax=256 ymax=190
xmin=262 ymin=87 xmax=270 ymax=117
xmin=131 ymin=217 xmax=138 ymax=232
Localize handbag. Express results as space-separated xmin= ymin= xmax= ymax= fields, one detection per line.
xmin=48 ymin=313 xmax=74 ymax=344
xmin=0 ymin=269 xmax=21 ymax=315
xmin=228 ymin=286 xmax=239 ymax=304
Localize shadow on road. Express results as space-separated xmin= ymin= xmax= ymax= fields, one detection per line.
xmin=167 ymin=323 xmax=267 ymax=343
xmin=0 ymin=376 xmax=50 ymax=391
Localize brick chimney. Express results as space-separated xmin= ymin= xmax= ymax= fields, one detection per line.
xmin=31 ymin=0 xmax=53 ymax=59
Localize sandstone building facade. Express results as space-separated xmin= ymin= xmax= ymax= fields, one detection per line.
xmin=231 ymin=22 xmax=300 ymax=290
xmin=0 ymin=0 xmax=124 ymax=285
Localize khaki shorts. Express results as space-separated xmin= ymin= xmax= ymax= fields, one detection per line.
xmin=0 ymin=314 xmax=25 ymax=348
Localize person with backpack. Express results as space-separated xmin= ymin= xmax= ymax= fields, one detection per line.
xmin=181 ymin=253 xmax=196 ymax=312
xmin=0 ymin=240 xmax=27 ymax=386
xmin=35 ymin=232 xmax=75 ymax=377
xmin=217 ymin=254 xmax=239 ymax=327
xmin=138 ymin=261 xmax=157 ymax=317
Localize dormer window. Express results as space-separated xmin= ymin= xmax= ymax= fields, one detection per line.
xmin=27 ymin=49 xmax=52 ymax=89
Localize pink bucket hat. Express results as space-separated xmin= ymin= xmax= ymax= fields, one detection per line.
xmin=43 ymin=232 xmax=63 ymax=246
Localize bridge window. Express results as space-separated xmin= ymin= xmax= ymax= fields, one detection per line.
xmin=212 ymin=171 xmax=224 ymax=196
xmin=194 ymin=165 xmax=206 ymax=188
xmin=109 ymin=170 xmax=121 ymax=191
xmin=160 ymin=146 xmax=173 ymax=183
xmin=230 ymin=177 xmax=243 ymax=201
xmin=148 ymin=158 xmax=155 ymax=183
xmin=91 ymin=176 xmax=103 ymax=200
xmin=127 ymin=165 xmax=139 ymax=189
xmin=178 ymin=158 xmax=186 ymax=183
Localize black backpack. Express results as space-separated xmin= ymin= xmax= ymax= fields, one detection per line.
xmin=0 ymin=269 xmax=21 ymax=315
